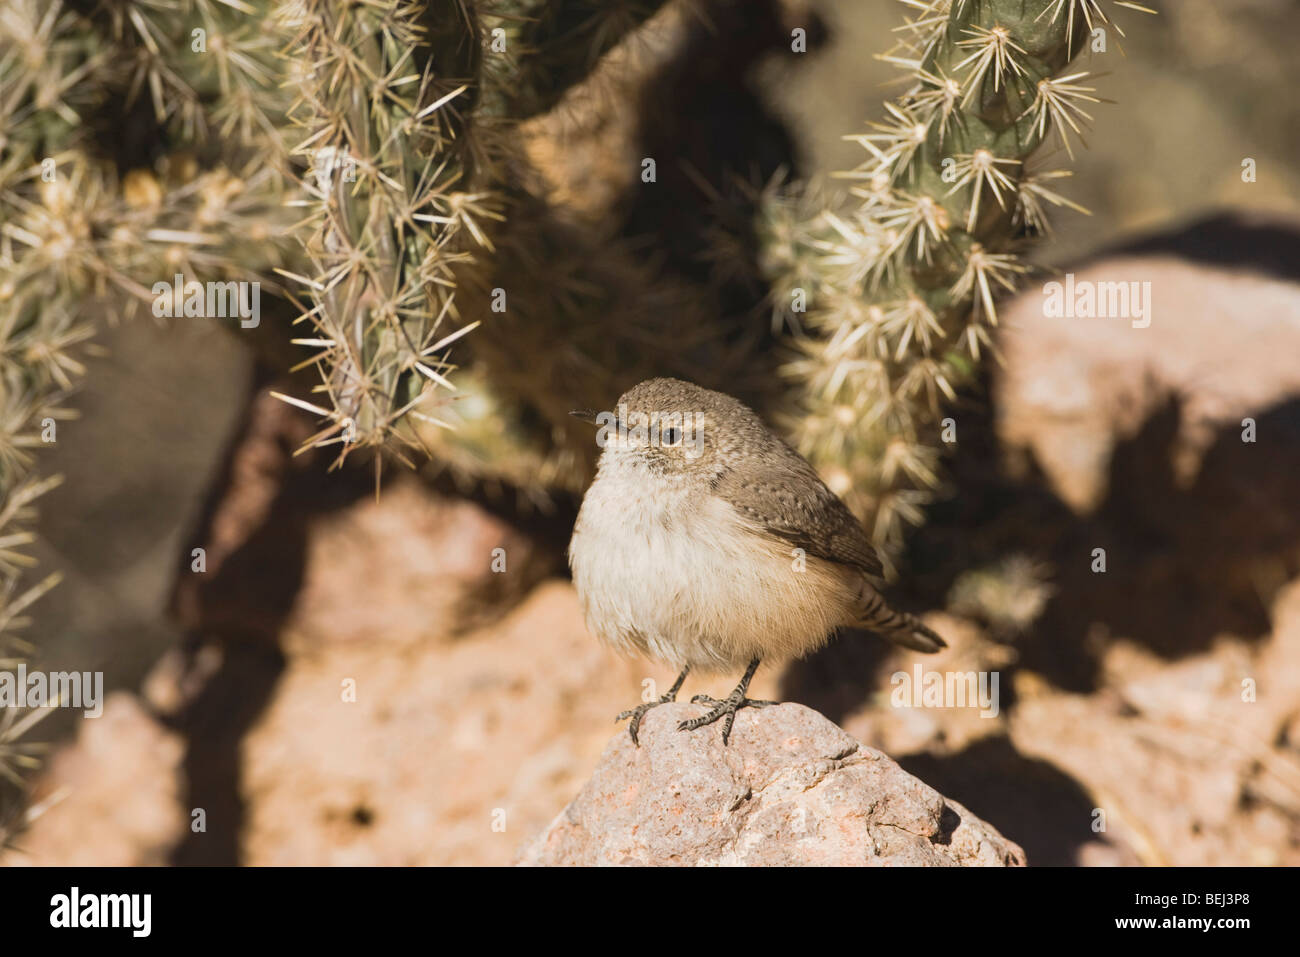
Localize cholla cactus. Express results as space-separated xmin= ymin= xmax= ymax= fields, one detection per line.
xmin=92 ymin=0 xmax=293 ymax=160
xmin=0 ymin=476 xmax=59 ymax=846
xmin=762 ymin=0 xmax=1154 ymax=567
xmin=0 ymin=0 xmax=97 ymax=843
xmin=271 ymin=0 xmax=684 ymax=473
xmin=0 ymin=472 xmax=61 ymax=848
xmin=271 ymin=0 xmax=504 ymax=464
xmin=0 ymin=703 xmax=51 ymax=847
xmin=0 ymin=0 xmax=297 ymax=833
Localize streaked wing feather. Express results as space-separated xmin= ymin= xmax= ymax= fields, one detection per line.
xmin=713 ymin=449 xmax=884 ymax=579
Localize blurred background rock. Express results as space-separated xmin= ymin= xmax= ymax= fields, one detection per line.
xmin=2 ymin=0 xmax=1299 ymax=865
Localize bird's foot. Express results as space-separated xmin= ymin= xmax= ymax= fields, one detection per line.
xmin=616 ymin=667 xmax=690 ymax=746
xmin=615 ymin=698 xmax=674 ymax=746
xmin=677 ymin=692 xmax=778 ymax=746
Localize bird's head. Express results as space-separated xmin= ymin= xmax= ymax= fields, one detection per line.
xmin=571 ymin=377 xmax=764 ymax=483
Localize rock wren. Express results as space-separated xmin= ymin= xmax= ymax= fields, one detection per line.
xmin=568 ymin=377 xmax=946 ymax=746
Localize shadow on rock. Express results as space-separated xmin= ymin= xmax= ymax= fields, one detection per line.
xmin=164 ymin=370 xmax=373 ymax=865
xmin=895 ymin=736 xmax=1127 ymax=867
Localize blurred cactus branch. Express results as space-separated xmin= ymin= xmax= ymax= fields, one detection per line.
xmin=481 ymin=0 xmax=673 ymax=119
xmin=0 ymin=0 xmax=299 ymax=840
xmin=91 ymin=0 xmax=294 ymax=161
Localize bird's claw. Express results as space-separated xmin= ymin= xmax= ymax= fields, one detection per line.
xmin=677 ymin=693 xmax=778 ymax=745
xmin=615 ymin=700 xmax=673 ymax=746
xmin=615 ymin=668 xmax=691 ymax=746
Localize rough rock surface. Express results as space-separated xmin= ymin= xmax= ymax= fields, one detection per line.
xmin=997 ymin=255 xmax=1300 ymax=513
xmin=517 ymin=702 xmax=1025 ymax=866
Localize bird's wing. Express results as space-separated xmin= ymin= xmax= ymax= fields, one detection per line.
xmin=712 ymin=444 xmax=884 ymax=580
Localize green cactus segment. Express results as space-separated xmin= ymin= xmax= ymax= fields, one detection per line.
xmin=278 ymin=0 xmax=682 ymax=477
xmin=763 ymin=0 xmax=1153 ymax=567
xmin=275 ymin=0 xmax=502 ymax=462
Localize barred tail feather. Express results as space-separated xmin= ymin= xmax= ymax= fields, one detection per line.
xmin=854 ymin=584 xmax=947 ymax=653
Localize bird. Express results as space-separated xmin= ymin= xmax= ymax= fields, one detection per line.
xmin=568 ymin=377 xmax=946 ymax=746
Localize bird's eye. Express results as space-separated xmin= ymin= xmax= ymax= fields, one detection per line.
xmin=662 ymin=427 xmax=681 ymax=446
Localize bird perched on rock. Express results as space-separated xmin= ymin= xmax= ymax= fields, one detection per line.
xmin=569 ymin=377 xmax=946 ymax=746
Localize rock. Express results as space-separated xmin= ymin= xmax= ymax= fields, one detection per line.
xmin=1006 ymin=579 xmax=1300 ymax=867
xmin=517 ymin=701 xmax=1025 ymax=866
xmin=997 ymin=252 xmax=1300 ymax=513
xmin=234 ymin=581 xmax=637 ymax=867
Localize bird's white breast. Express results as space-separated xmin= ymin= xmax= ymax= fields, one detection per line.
xmin=569 ymin=467 xmax=858 ymax=674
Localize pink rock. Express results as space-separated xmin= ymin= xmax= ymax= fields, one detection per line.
xmin=518 ymin=701 xmax=1025 ymax=866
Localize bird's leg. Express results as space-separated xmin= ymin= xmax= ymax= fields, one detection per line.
xmin=677 ymin=658 xmax=778 ymax=745
xmin=616 ymin=666 xmax=690 ymax=746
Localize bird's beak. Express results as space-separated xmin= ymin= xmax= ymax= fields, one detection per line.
xmin=569 ymin=409 xmax=599 ymax=425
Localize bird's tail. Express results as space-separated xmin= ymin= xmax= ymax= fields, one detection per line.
xmin=853 ymin=584 xmax=947 ymax=653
